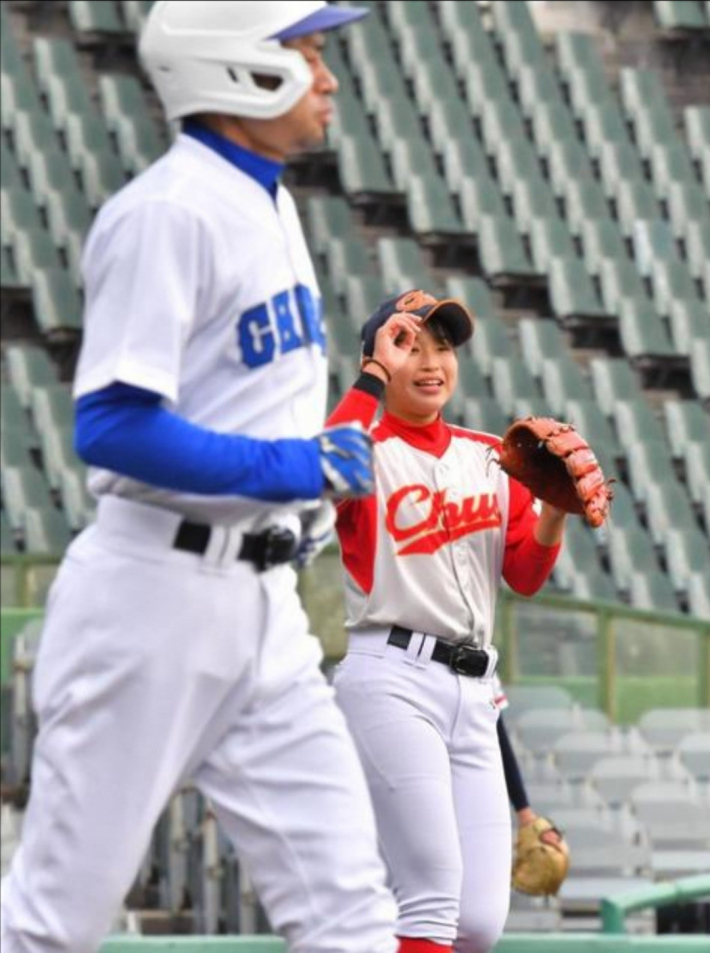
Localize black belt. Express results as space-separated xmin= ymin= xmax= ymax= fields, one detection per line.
xmin=173 ymin=521 xmax=299 ymax=572
xmin=387 ymin=625 xmax=491 ymax=678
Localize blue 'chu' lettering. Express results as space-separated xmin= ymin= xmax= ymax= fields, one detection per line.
xmin=295 ymin=284 xmax=327 ymax=353
xmin=273 ymin=289 xmax=303 ymax=354
xmin=237 ymin=285 xmax=327 ymax=368
xmin=239 ymin=302 xmax=276 ymax=368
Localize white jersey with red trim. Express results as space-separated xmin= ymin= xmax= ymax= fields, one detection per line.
xmin=337 ymin=412 xmax=535 ymax=647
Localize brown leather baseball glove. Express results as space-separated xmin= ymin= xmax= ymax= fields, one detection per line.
xmin=497 ymin=417 xmax=613 ymax=527
xmin=512 ymin=815 xmax=570 ymax=896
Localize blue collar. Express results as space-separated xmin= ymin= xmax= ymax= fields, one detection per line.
xmin=183 ymin=120 xmax=284 ymax=197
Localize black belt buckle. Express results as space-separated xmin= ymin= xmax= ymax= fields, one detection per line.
xmin=248 ymin=526 xmax=299 ymax=572
xmin=449 ymin=643 xmax=487 ymax=677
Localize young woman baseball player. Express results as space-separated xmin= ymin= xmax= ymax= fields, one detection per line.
xmin=327 ymin=291 xmax=568 ymax=953
xmin=0 ymin=5 xmax=405 ymax=953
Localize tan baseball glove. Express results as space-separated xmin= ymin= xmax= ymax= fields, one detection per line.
xmin=497 ymin=417 xmax=614 ymax=527
xmin=512 ymin=815 xmax=570 ymax=896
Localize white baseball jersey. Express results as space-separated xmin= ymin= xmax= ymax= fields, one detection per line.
xmin=329 ymin=390 xmax=559 ymax=647
xmin=74 ymin=133 xmax=327 ymax=524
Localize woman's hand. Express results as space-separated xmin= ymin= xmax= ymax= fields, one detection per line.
xmin=366 ymin=312 xmax=422 ymax=381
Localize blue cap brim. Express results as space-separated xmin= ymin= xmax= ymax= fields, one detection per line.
xmin=273 ymin=6 xmax=369 ymax=41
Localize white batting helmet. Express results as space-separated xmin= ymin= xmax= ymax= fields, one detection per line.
xmin=139 ymin=1 xmax=368 ymax=122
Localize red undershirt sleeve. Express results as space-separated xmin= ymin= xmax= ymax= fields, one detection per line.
xmin=502 ymin=477 xmax=561 ymax=596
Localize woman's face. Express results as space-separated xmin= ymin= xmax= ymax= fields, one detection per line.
xmin=384 ymin=324 xmax=459 ymax=425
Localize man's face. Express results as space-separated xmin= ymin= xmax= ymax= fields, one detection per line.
xmin=234 ymin=33 xmax=339 ymax=160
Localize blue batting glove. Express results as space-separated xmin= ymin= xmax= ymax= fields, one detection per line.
xmin=316 ymin=422 xmax=374 ymax=498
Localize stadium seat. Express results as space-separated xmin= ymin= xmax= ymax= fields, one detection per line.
xmin=518 ymin=318 xmax=568 ymax=377
xmin=617 ymin=298 xmax=678 ymax=362
xmin=682 ymin=440 xmax=710 ymax=505
xmin=459 ymin=397 xmax=509 ymax=435
xmin=376 ymin=237 xmax=429 ymax=293
xmin=539 ymin=355 xmax=595 ymax=417
xmin=307 ymin=196 xmax=352 ymax=256
xmin=527 ymin=217 xmax=576 ymax=273
xmin=11 ymin=227 xmax=62 ymax=286
xmin=644 ymin=480 xmax=701 ymax=545
xmin=653 ymin=0 xmax=709 ymax=31
xmin=467 ymin=319 xmax=512 ymax=376
xmin=625 ymin=440 xmax=677 ymax=503
xmin=562 ymin=179 xmax=612 ymax=239
xmin=638 ymin=707 xmax=710 ymax=753
xmin=597 ymin=257 xmax=649 ymax=315
xmin=405 ymin=175 xmax=464 ymax=240
xmin=477 ymin=215 xmax=539 ymax=283
xmin=683 ymin=219 xmax=710 ymax=282
xmin=678 ymin=732 xmax=710 ymax=783
xmin=1 ymin=465 xmax=54 ymax=533
xmin=544 ymin=137 xmax=597 ymax=200
xmin=0 ymin=187 xmax=43 ymax=247
xmin=69 ymin=0 xmax=129 ymax=38
xmin=457 ymin=177 xmax=508 ymax=234
xmin=59 ymin=465 xmax=95 ymax=532
xmin=23 ymin=506 xmax=73 ymax=556
xmin=689 ymin=338 xmax=710 ymax=402
xmin=514 ymin=707 xmax=611 ymax=754
xmin=337 ymin=134 xmax=393 ymax=201
xmin=662 ymin=399 xmax=710 ymax=456
xmin=444 ymin=277 xmax=498 ymax=320
xmin=648 ymin=259 xmax=703 ymax=319
xmin=662 ymin=526 xmax=710 ymax=592
xmin=488 ymin=356 xmax=541 ymax=415
xmin=683 ymin=104 xmax=710 ymax=163
xmin=610 ymin=397 xmax=668 ymax=445
xmin=547 ymin=256 xmax=609 ymax=323
xmin=11 ymin=110 xmax=59 ymax=172
xmin=668 ymin=299 xmax=710 ymax=357
xmin=589 ymin=357 xmax=644 ymax=416
xmin=30 ymin=269 xmax=83 ymax=338
xmin=563 ymin=398 xmax=624 ymax=465
xmin=342 ymin=274 xmax=386 ymax=327
xmin=607 ymin=525 xmax=663 ymax=592
xmin=4 ymin=344 xmax=58 ymax=410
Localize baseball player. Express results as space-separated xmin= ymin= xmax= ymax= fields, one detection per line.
xmin=0 ymin=4 xmax=404 ymax=952
xmin=327 ymin=291 xmax=568 ymax=952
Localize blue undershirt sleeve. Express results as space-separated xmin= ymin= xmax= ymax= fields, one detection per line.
xmin=74 ymin=382 xmax=325 ymax=502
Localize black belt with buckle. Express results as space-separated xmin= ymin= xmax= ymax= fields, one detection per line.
xmin=387 ymin=625 xmax=491 ymax=678
xmin=173 ymin=521 xmax=299 ymax=572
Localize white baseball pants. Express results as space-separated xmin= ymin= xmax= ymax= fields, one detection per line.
xmin=0 ymin=497 xmax=398 ymax=953
xmin=334 ymin=632 xmax=512 ymax=953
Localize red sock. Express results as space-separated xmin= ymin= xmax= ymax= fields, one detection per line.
xmin=397 ymin=940 xmax=453 ymax=953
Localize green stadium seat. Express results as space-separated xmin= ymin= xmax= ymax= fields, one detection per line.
xmin=682 ymin=441 xmax=710 ymax=506
xmin=323 ymin=238 xmax=369 ymax=296
xmin=527 ymin=217 xmax=577 ymax=273
xmin=630 ymin=219 xmax=677 ymax=278
xmin=439 ymin=0 xmax=499 ymax=84
xmin=617 ymin=299 xmax=678 ymax=362
xmin=518 ymin=318 xmax=568 ymax=377
xmin=468 ymin=319 xmax=512 ymax=376
xmin=44 ymin=188 xmax=93 ymax=250
xmin=23 ymin=506 xmax=72 ymax=556
xmin=683 ymin=219 xmax=710 ymax=282
xmin=64 ymin=114 xmax=115 ymax=170
xmin=113 ymin=114 xmax=166 ymax=174
xmin=477 ymin=215 xmax=539 ymax=283
xmin=0 ymin=246 xmax=23 ymax=292
xmin=562 ymin=179 xmax=612 ymax=238
xmin=611 ymin=397 xmax=668 ymax=444
xmin=662 ymin=399 xmax=710 ymax=457
xmin=662 ymin=527 xmax=710 ymax=593
xmin=564 ymin=65 xmax=610 ymax=121
xmin=0 ymin=387 xmax=30 ymax=439
xmin=98 ymin=73 xmax=149 ymax=130
xmin=511 ymin=395 xmax=556 ymax=419
xmin=0 ymin=140 xmax=24 ymax=191
xmin=1 ymin=511 xmax=18 ymax=555
xmin=306 ymin=196 xmax=352 ymax=256
xmin=555 ymin=31 xmax=604 ymax=76
xmin=579 ymin=218 xmax=630 ymax=277
xmin=372 ymin=94 xmax=423 ymax=157
xmin=488 ymin=356 xmax=541 ymax=416
xmin=619 ymin=68 xmax=668 ymax=120
xmin=530 ymin=106 xmax=584 ymax=170
xmin=459 ymin=396 xmax=509 ymax=435
xmin=32 ymin=37 xmax=83 ymax=93
xmin=389 ymin=139 xmax=439 ymax=192
xmin=30 ymin=268 xmax=83 ymax=338
xmin=648 ymin=259 xmax=702 ymax=318
xmin=69 ymin=0 xmax=128 ymax=37
xmin=539 ymin=355 xmax=595 ymax=417
xmin=444 ymin=277 xmax=498 ymax=320
xmin=625 ymin=440 xmax=678 ymax=503
xmin=11 ymin=109 xmax=59 ymax=171
xmin=0 ymin=187 xmax=43 ymax=246
xmin=628 ymin=570 xmax=680 ymax=614
xmin=458 ymin=176 xmax=508 ymax=233
xmin=30 ymin=383 xmax=75 ymax=438
xmin=1 ymin=72 xmax=43 ymax=134
xmin=26 ymin=148 xmax=79 ymax=208
xmin=405 ymin=175 xmax=464 ymax=239
xmin=632 ymin=102 xmax=679 ymax=161
xmin=337 ymin=134 xmax=393 ymax=201
xmin=342 ymin=274 xmax=386 ymax=327
xmin=36 ymin=425 xmax=76 ymax=493
xmin=666 ymin=180 xmax=710 ymax=239
xmin=689 ymin=337 xmax=710 ymax=402
xmin=11 ymin=227 xmax=62 ymax=285
xmin=515 ymin=65 xmax=567 ymax=121
xmin=668 ymin=299 xmax=710 ymax=356
xmin=683 ymin=105 xmax=710 ymax=163
xmin=76 ymin=147 xmax=127 ymax=207
xmin=479 ymin=100 xmax=528 ymax=162
xmin=614 ymin=180 xmax=663 ymax=239
xmin=597 ymin=141 xmax=646 ymax=197
xmin=509 ymin=180 xmax=560 ymax=236
xmin=644 ymin=480 xmax=700 ymax=545
xmin=688 ymin=572 xmax=710 ymax=620
xmin=648 ymin=142 xmax=700 ymax=200
xmin=494 ymin=138 xmax=543 ymax=199
xmin=593 ymin=477 xmax=640 ymax=528
xmin=377 ymin=237 xmax=429 ymax=293
xmin=44 ymin=73 xmax=96 ymax=132
xmin=1 ymin=465 xmax=54 ymax=532
xmin=456 ymin=360 xmax=492 ymax=400
xmin=59 ymin=465 xmax=95 ymax=532
xmin=547 ymin=256 xmax=609 ymax=322
xmin=597 ymin=257 xmax=649 ymax=314
xmin=607 ymin=525 xmax=663 ymax=592
xmin=653 ymin=0 xmax=709 ymax=31
xmin=4 ymin=344 xmax=58 ymax=410
xmin=1 ymin=424 xmax=33 ymax=469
